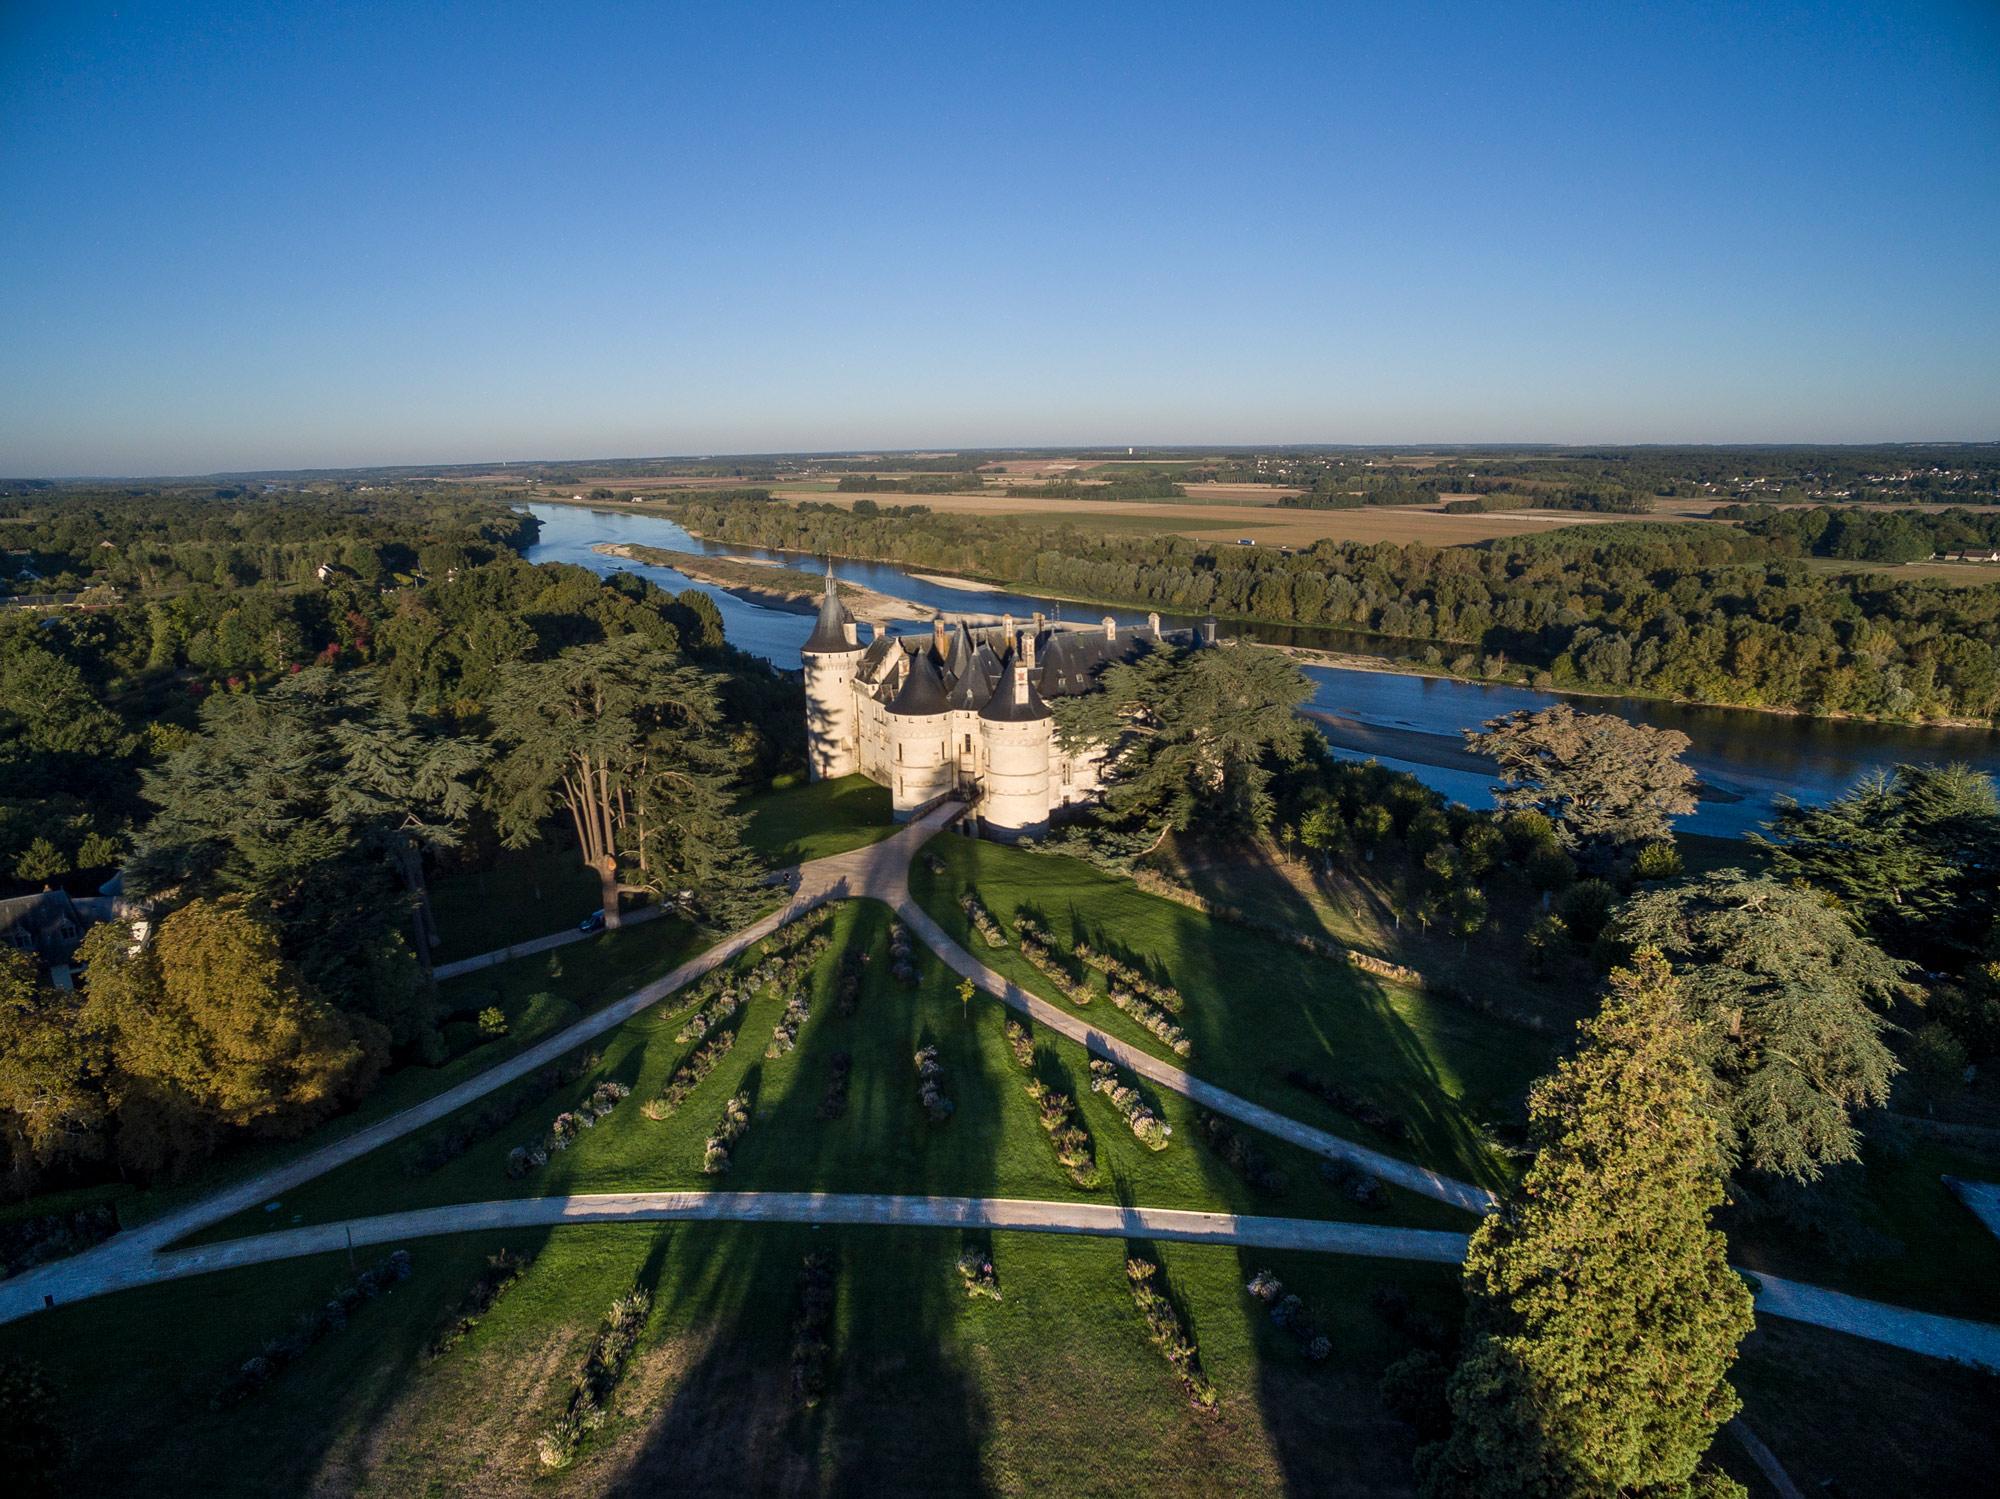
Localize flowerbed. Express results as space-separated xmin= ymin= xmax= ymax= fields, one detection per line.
xmin=644 ymin=1029 xmax=735 ymax=1120
xmin=1125 ymin=1255 xmax=1215 ymax=1409
xmin=1246 ymin=1269 xmax=1331 ymax=1362
xmin=701 ymin=1088 xmax=753 ymax=1174
xmin=506 ymin=1080 xmax=631 ymax=1178
xmin=914 ymin=1045 xmax=955 ymax=1122
xmin=536 ymin=1286 xmax=652 ymax=1469
xmin=1014 ymin=914 xmax=1092 ymax=1004
xmin=1089 ymin=1059 xmax=1172 ymax=1150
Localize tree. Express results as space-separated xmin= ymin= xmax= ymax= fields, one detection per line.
xmin=1465 ymin=706 xmax=1696 ymax=867
xmin=488 ymin=635 xmax=761 ymax=929
xmin=1418 ymin=952 xmax=1752 ymax=1499
xmin=1612 ymin=872 xmax=1912 ymax=1182
xmin=1051 ymin=642 xmax=1312 ymax=863
xmin=78 ymin=901 xmax=379 ymax=1172
xmin=0 ymin=950 xmax=105 ymax=1196
xmin=1754 ymin=763 xmax=2000 ymax=968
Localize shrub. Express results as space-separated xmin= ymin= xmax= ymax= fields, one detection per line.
xmin=1125 ymin=1255 xmax=1215 ymax=1409
xmin=214 ymin=1251 xmax=413 ymax=1408
xmin=1023 ymin=1077 xmax=1099 ymax=1186
xmin=1319 ymin=1157 xmax=1386 ymax=1208
xmin=956 ymin=1250 xmax=1002 ymax=1301
xmin=914 ymin=1045 xmax=955 ymax=1122
xmin=508 ymin=1081 xmax=629 ymax=1176
xmin=1016 ymin=919 xmax=1092 ymax=1004
xmin=702 ymin=1089 xmax=753 ymax=1174
xmin=673 ymin=982 xmax=743 ymax=1044
xmin=536 ymin=1285 xmax=652 ymax=1469
xmin=1245 ymin=1268 xmax=1330 ymax=1360
xmin=646 ymin=1029 xmax=735 ymax=1120
xmin=405 ymin=1050 xmax=601 ymax=1176
xmin=427 ymin=1249 xmax=533 ymax=1360
xmin=818 ymin=1051 xmax=853 ymax=1120
xmin=1089 ymin=1059 xmax=1171 ymax=1149
xmin=834 ymin=950 xmax=864 ymax=1017
xmin=960 ymin=893 xmax=1010 ymax=948
xmin=1631 ymin=840 xmax=1684 ymax=881
xmin=1556 ymin=877 xmax=1618 ymax=943
xmin=766 ymin=985 xmax=816 ymax=1058
xmin=476 ymin=1006 xmax=509 ymax=1039
xmin=1281 ymin=1067 xmax=1408 ymax=1142
xmin=791 ymin=1253 xmax=836 ymax=1407
xmin=1196 ymin=1110 xmax=1287 ymax=1193
xmin=1108 ymin=985 xmax=1191 ymax=1055
xmin=1004 ymin=1018 xmax=1036 ymax=1071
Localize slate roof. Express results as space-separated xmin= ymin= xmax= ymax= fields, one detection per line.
xmin=803 ymin=565 xmax=862 ymax=653
xmin=980 ymin=658 xmax=1052 ymax=723
xmin=0 ymin=890 xmax=86 ymax=960
xmin=888 ymin=649 xmax=951 ymax=716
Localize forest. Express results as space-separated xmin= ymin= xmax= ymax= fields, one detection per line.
xmin=0 ymin=487 xmax=803 ymax=1199
xmin=671 ymin=499 xmax=2000 ymax=721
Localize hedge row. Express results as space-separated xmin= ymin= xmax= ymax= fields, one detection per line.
xmin=1090 ymin=1059 xmax=1172 ymax=1150
xmin=1073 ymin=939 xmax=1184 ymax=1013
xmin=1195 ymin=1110 xmax=1288 ymax=1194
xmin=427 ymin=1248 xmax=533 ymax=1361
xmin=1024 ymin=1077 xmax=1099 ymax=1187
xmin=1246 ymin=1269 xmax=1331 ymax=1361
xmin=702 ymin=1089 xmax=752 ymax=1174
xmin=959 ymin=892 xmax=1009 ymax=948
xmin=1014 ymin=914 xmax=1092 ymax=1004
xmin=818 ymin=1051 xmax=853 ymax=1120
xmin=914 ymin=1045 xmax=954 ymax=1123
xmin=214 ymin=1250 xmax=412 ymax=1409
xmin=402 ymin=1050 xmax=600 ymax=1176
xmin=1281 ymin=1066 xmax=1409 ymax=1143
xmin=791 ymin=1253 xmax=836 ymax=1408
xmin=536 ymin=1286 xmax=652 ymax=1469
xmin=1125 ymin=1255 xmax=1216 ymax=1409
xmin=1108 ymin=984 xmax=1191 ymax=1055
xmin=505 ymin=1081 xmax=630 ymax=1178
xmin=644 ymin=1029 xmax=735 ymax=1120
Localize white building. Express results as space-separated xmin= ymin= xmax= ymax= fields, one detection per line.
xmin=801 ymin=565 xmax=1213 ymax=841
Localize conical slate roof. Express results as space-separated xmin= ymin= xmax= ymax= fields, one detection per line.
xmin=980 ymin=654 xmax=1052 ymax=723
xmin=888 ymin=647 xmax=951 ymax=716
xmin=946 ymin=622 xmax=975 ymax=682
xmin=945 ymin=658 xmax=996 ymax=710
xmin=803 ymin=562 xmax=862 ymax=653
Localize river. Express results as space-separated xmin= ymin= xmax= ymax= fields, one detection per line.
xmin=522 ymin=503 xmax=2000 ymax=839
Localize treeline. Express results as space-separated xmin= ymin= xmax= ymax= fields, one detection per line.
xmin=672 ymin=499 xmax=2000 ymax=721
xmin=1003 ymin=474 xmax=1185 ymax=501
xmin=1441 ymin=491 xmax=1652 ymax=515
xmin=1718 ymin=504 xmax=2000 ymax=563
xmin=834 ymin=474 xmax=972 ymax=494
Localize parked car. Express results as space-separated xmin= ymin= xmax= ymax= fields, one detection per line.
xmin=578 ymin=909 xmax=607 ymax=933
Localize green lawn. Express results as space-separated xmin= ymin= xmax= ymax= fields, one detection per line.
xmin=739 ymin=773 xmax=897 ymax=864
xmin=911 ymin=836 xmax=1548 ymax=1194
xmin=186 ymin=900 xmax=1473 ymax=1246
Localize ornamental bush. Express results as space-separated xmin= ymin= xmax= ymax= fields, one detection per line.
xmin=914 ymin=1045 xmax=955 ymax=1122
xmin=1109 ymin=984 xmax=1191 ymax=1055
xmin=1125 ymin=1255 xmax=1215 ymax=1409
xmin=646 ymin=1030 xmax=736 ymax=1120
xmin=818 ymin=1051 xmax=853 ymax=1120
xmin=1090 ymin=1059 xmax=1171 ymax=1149
xmin=1023 ymin=1077 xmax=1100 ymax=1186
xmin=956 ymin=1251 xmax=1001 ymax=1300
xmin=1282 ymin=1067 xmax=1408 ymax=1142
xmin=702 ymin=1090 xmax=753 ymax=1174
xmin=507 ymin=1080 xmax=630 ymax=1176
xmin=536 ymin=1286 xmax=651 ymax=1469
xmin=214 ymin=1250 xmax=413 ymax=1408
xmin=960 ymin=893 xmax=1010 ymax=948
xmin=1196 ymin=1110 xmax=1287 ymax=1193
xmin=791 ymin=1253 xmax=836 ymax=1407
xmin=1246 ymin=1268 xmax=1331 ymax=1361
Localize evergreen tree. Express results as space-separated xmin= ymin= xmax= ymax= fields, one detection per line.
xmin=1465 ymin=706 xmax=1697 ymax=866
xmin=1613 ymin=872 xmax=1912 ymax=1182
xmin=1419 ymin=951 xmax=1753 ymax=1499
xmin=488 ymin=635 xmax=762 ymax=928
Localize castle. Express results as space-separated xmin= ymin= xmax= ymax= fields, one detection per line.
xmin=801 ymin=565 xmax=1214 ymax=841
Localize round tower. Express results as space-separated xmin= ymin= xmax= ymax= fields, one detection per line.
xmin=886 ymin=647 xmax=953 ymax=818
xmin=801 ymin=562 xmax=865 ymax=781
xmin=978 ymin=630 xmax=1053 ymax=841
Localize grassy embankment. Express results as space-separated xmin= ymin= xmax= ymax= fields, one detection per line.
xmin=187 ymin=897 xmax=1474 ymax=1244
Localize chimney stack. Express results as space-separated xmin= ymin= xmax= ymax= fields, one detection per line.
xmin=1147 ymin=611 xmax=1161 ymax=637
xmin=843 ymin=621 xmax=858 ymax=645
xmin=1201 ymin=616 xmax=1218 ymax=646
xmin=1103 ymin=615 xmax=1117 ymax=641
xmin=932 ymin=617 xmax=949 ymax=659
xmin=1023 ymin=630 xmax=1037 ymax=669
xmin=1032 ymin=611 xmax=1045 ymax=636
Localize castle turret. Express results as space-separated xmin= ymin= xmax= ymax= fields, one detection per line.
xmin=978 ymin=630 xmax=1053 ymax=841
xmin=886 ymin=647 xmax=953 ymax=818
xmin=801 ymin=561 xmax=865 ymax=781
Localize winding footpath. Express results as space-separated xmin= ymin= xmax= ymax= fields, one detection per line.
xmin=6 ymin=803 xmax=2000 ymax=1377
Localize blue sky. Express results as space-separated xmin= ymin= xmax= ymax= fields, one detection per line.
xmin=2 ymin=1 xmax=1996 ymax=475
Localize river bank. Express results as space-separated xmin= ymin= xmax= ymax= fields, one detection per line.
xmin=592 ymin=543 xmax=938 ymax=626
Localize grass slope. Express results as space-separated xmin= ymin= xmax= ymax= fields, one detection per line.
xmin=910 ymin=836 xmax=1546 ymax=1193
xmin=740 ymin=773 xmax=897 ymax=864
xmin=187 ymin=900 xmax=1470 ymax=1246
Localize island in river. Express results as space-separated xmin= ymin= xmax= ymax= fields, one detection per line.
xmin=593 ymin=542 xmax=937 ymax=626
